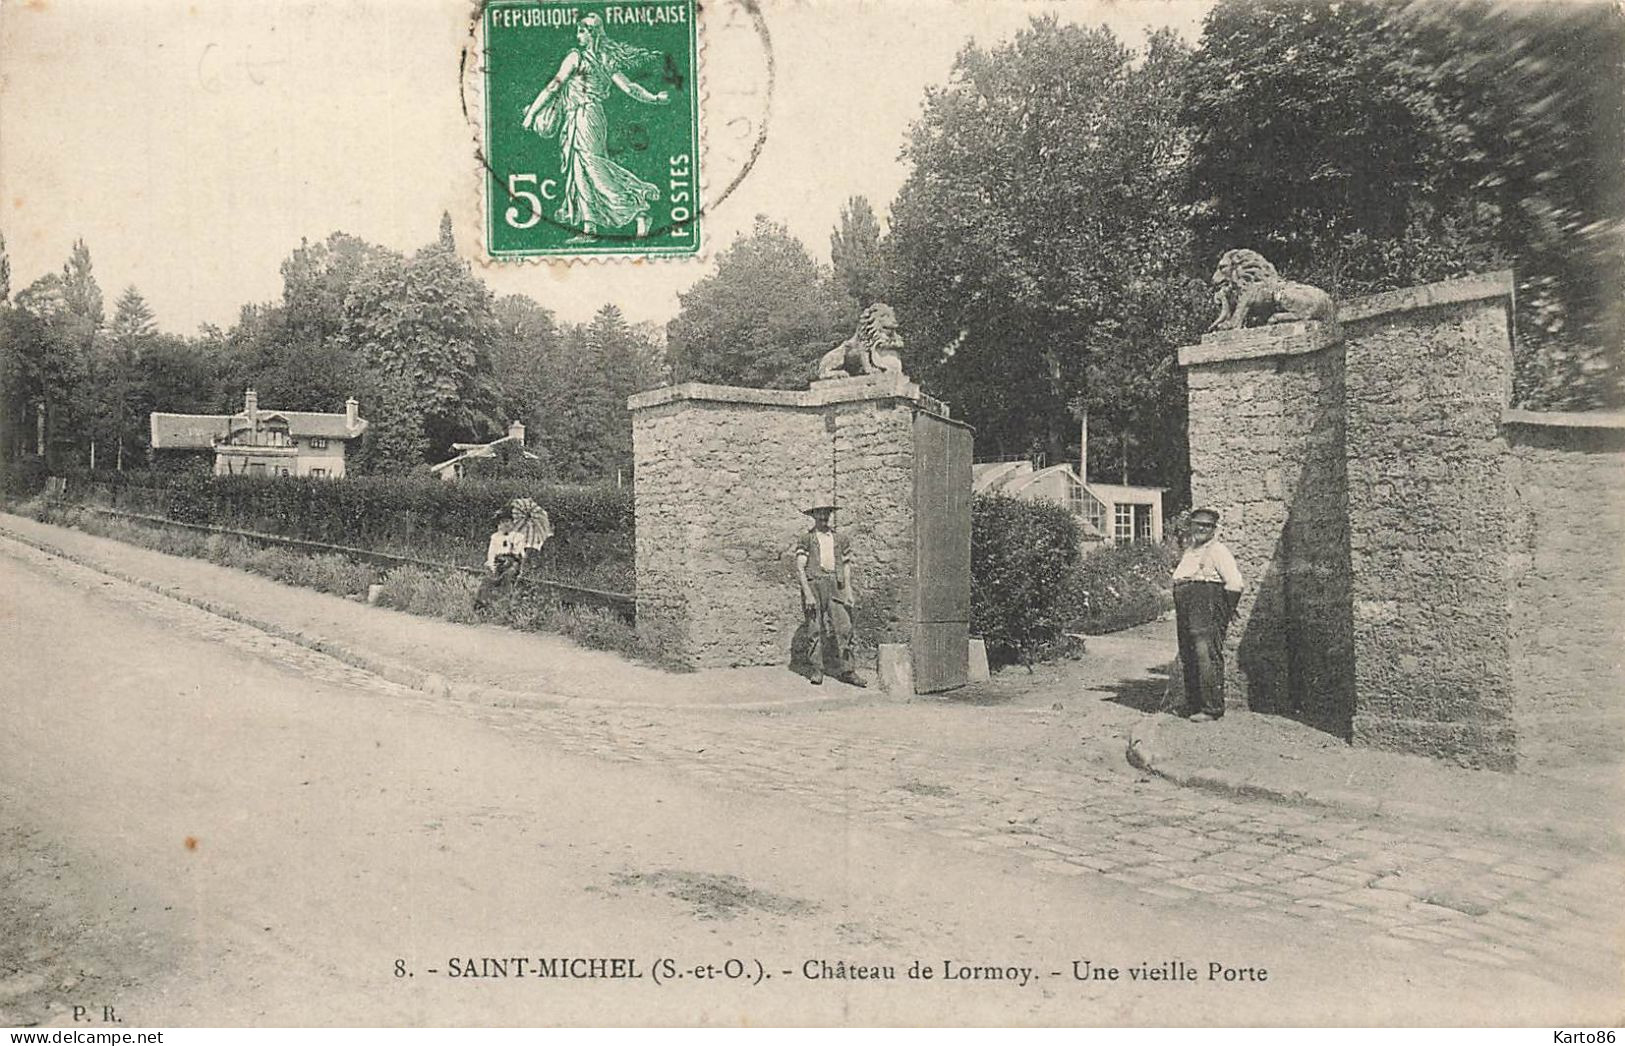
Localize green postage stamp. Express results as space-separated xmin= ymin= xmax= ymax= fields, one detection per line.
xmin=482 ymin=0 xmax=701 ymax=259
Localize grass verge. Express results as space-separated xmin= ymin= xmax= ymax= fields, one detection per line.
xmin=6 ymin=499 xmax=675 ymax=668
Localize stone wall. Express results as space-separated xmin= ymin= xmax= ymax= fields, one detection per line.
xmin=1342 ymin=277 xmax=1519 ymax=767
xmin=630 ymin=374 xmax=952 ymax=671
xmin=630 ymin=391 xmax=829 ymax=668
xmin=1181 ymin=270 xmax=1623 ymax=769
xmin=1504 ymin=416 xmax=1625 ymax=770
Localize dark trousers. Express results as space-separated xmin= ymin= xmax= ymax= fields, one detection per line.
xmin=474 ymin=555 xmax=523 ymax=611
xmin=1175 ymin=580 xmax=1228 ymax=716
xmin=804 ymin=575 xmax=854 ymax=679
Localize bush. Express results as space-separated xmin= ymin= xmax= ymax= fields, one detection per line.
xmin=971 ymin=494 xmax=1083 ymax=668
xmin=459 ymin=441 xmax=552 ymax=481
xmin=1 ymin=455 xmax=50 ymax=497
xmin=543 ymin=605 xmax=641 ymax=659
xmin=1073 ymin=540 xmax=1175 ymax=634
xmin=374 ymin=565 xmax=481 ymax=623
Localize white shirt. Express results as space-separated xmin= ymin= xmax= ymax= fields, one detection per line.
xmin=814 ymin=532 xmax=836 ymax=571
xmin=1172 ymin=539 xmax=1245 ymax=592
xmin=486 ymin=531 xmax=522 ymax=571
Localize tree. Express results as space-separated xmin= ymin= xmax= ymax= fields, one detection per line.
xmin=60 ymin=239 xmax=104 ymax=333
xmin=829 ymin=195 xmax=886 ymax=308
xmin=438 ymin=211 xmax=457 ymax=253
xmin=0 ymin=302 xmax=53 ymax=459
xmin=1388 ymin=0 xmax=1624 ymax=408
xmin=92 ymin=286 xmax=160 ymax=468
xmin=338 ymin=238 xmax=503 ymax=459
xmin=887 ymin=20 xmax=1202 ymax=489
xmin=0 ymin=230 xmax=10 ymax=303
xmin=667 ymin=217 xmax=852 ymax=389
xmin=280 ymin=232 xmax=390 ymax=350
xmin=3 ymin=242 xmax=106 ymax=468
xmin=132 ymin=335 xmax=218 ymax=417
xmin=1182 ymin=0 xmax=1623 ymax=408
xmin=628 ymin=320 xmax=670 ymax=390
xmin=537 ymin=304 xmax=659 ymax=480
xmin=1182 ymin=0 xmax=1508 ymax=295
xmin=351 ymin=368 xmax=429 ymax=474
xmin=110 ymin=286 xmax=156 ymax=342
xmin=490 ymin=293 xmax=564 ymax=432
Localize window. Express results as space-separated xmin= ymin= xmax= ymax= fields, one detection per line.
xmin=1133 ymin=504 xmax=1154 ymax=541
xmin=248 ymin=463 xmax=267 ymax=475
xmin=1114 ymin=504 xmax=1133 ymax=543
xmin=1069 ymin=478 xmax=1107 ymax=536
xmin=308 ymin=437 xmax=329 ymax=450
xmin=310 ymin=468 xmax=327 ymax=478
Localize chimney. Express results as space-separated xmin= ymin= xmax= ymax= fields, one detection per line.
xmin=244 ymin=388 xmax=258 ymax=419
xmin=507 ymin=419 xmax=525 ymax=444
xmin=345 ymin=397 xmax=359 ymax=427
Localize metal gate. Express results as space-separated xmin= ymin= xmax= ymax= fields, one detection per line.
xmin=912 ymin=410 xmax=973 ymax=692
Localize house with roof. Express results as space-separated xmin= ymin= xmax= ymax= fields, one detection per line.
xmin=149 ymin=389 xmax=368 ymax=477
xmin=972 ymin=459 xmax=1164 ymax=551
xmin=429 ymin=420 xmax=538 ymax=481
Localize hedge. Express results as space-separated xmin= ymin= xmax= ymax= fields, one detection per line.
xmin=970 ymin=493 xmax=1084 ymax=668
xmin=59 ymin=468 xmax=634 ymax=588
xmin=971 ymin=493 xmax=1176 ymax=667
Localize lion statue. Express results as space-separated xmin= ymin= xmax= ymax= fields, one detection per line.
xmin=1207 ymin=249 xmax=1336 ymax=331
xmin=817 ymin=302 xmax=906 ymax=380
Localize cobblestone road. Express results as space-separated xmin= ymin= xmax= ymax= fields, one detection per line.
xmin=7 ymin=535 xmax=1620 ymax=987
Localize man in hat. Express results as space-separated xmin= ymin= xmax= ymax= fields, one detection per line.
xmin=1171 ymin=507 xmax=1245 ymax=721
xmin=793 ymin=502 xmax=866 ymax=687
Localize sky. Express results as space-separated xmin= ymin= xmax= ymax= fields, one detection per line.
xmin=0 ymin=0 xmax=1212 ymax=336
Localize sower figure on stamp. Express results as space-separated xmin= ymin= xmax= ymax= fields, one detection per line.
xmin=793 ymin=502 xmax=867 ymax=688
xmin=1172 ymin=507 xmax=1245 ymax=722
xmin=520 ymin=12 xmax=670 ymax=242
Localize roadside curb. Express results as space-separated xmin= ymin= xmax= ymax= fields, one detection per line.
xmin=1126 ymin=713 xmax=1618 ymax=853
xmin=0 ymin=521 xmax=865 ymax=717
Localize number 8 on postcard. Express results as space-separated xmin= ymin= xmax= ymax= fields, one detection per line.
xmin=483 ymin=1 xmax=700 ymax=259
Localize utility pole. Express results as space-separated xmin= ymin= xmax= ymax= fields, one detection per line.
xmin=1078 ymin=409 xmax=1088 ymax=486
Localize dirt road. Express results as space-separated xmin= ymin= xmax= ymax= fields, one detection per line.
xmin=1 ymin=545 xmax=1617 ymax=1026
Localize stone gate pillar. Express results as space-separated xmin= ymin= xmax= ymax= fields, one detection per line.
xmin=629 ymin=372 xmax=968 ymax=677
xmin=1339 ymin=273 xmax=1519 ymax=766
xmin=1177 ymin=321 xmax=1351 ymax=727
xmin=1177 ymin=271 xmax=1523 ymax=768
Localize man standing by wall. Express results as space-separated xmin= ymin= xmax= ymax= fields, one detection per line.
xmin=794 ymin=502 xmax=867 ymax=688
xmin=1172 ymin=507 xmax=1245 ymax=721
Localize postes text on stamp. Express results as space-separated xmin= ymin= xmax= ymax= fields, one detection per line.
xmin=482 ymin=0 xmax=700 ymax=259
